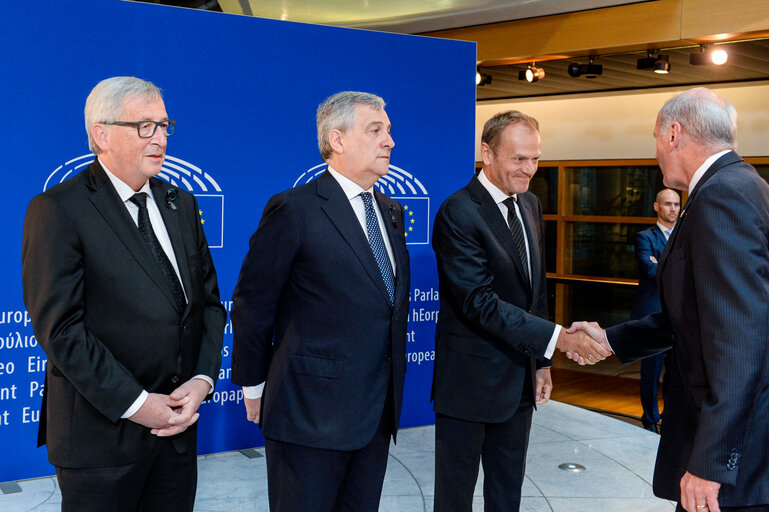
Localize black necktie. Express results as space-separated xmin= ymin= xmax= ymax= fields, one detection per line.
xmin=503 ymin=196 xmax=530 ymax=283
xmin=360 ymin=192 xmax=395 ymax=304
xmin=129 ymin=193 xmax=186 ymax=313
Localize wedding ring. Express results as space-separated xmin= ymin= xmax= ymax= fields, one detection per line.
xmin=696 ymin=505 xmax=708 ymax=510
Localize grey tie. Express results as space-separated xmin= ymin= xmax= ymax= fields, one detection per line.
xmin=360 ymin=192 xmax=395 ymax=304
xmin=129 ymin=193 xmax=186 ymax=314
xmin=503 ymin=196 xmax=530 ymax=283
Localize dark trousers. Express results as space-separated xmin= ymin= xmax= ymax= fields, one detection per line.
xmin=265 ymin=413 xmax=392 ymax=512
xmin=640 ymin=350 xmax=669 ymax=426
xmin=434 ymin=392 xmax=534 ymax=512
xmin=56 ymin=437 xmax=197 ymax=512
xmin=676 ymin=504 xmax=769 ymax=511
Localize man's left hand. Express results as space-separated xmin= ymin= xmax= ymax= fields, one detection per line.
xmin=680 ymin=471 xmax=721 ymax=512
xmin=535 ymin=368 xmax=552 ymax=405
xmin=151 ymin=378 xmax=211 ymax=437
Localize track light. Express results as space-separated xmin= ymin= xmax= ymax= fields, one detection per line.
xmin=654 ymin=54 xmax=670 ymax=74
xmin=567 ymin=57 xmax=602 ymax=78
xmin=690 ymin=45 xmax=728 ymax=65
xmin=637 ymin=51 xmax=670 ymax=74
xmin=476 ymin=67 xmax=492 ymax=86
xmin=519 ymin=64 xmax=545 ymax=83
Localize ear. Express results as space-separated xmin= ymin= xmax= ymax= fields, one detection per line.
xmin=480 ymin=142 xmax=493 ymax=165
xmin=91 ymin=123 xmax=110 ymax=153
xmin=668 ymin=121 xmax=683 ymax=149
xmin=328 ymin=129 xmax=344 ymax=155
xmin=653 ymin=201 xmax=660 ymax=214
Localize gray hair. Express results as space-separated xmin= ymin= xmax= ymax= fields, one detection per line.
xmin=481 ymin=110 xmax=540 ymax=151
xmin=84 ymin=76 xmax=163 ymax=154
xmin=657 ymin=87 xmax=737 ymax=150
xmin=317 ymin=91 xmax=386 ymax=160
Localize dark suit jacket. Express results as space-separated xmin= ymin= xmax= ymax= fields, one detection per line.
xmin=630 ymin=225 xmax=666 ymax=319
xmin=22 ymin=159 xmax=225 ymax=468
xmin=431 ymin=176 xmax=554 ymax=423
xmin=231 ymin=170 xmax=410 ymax=451
xmin=607 ymin=152 xmax=769 ymax=506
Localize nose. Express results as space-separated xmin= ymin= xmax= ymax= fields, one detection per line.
xmin=522 ymin=159 xmax=537 ymax=176
xmin=384 ymin=132 xmax=395 ymax=150
xmin=150 ymin=127 xmax=167 ymax=145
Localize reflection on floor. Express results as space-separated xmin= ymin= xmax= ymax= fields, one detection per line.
xmin=1 ymin=401 xmax=675 ymax=511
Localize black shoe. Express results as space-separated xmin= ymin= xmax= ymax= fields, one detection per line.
xmin=642 ymin=421 xmax=659 ymax=434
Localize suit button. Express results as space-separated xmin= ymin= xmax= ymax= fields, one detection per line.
xmin=385 ymin=354 xmax=392 ymax=361
xmin=171 ymin=375 xmax=180 ymax=385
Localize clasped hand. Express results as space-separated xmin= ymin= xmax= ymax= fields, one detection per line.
xmin=128 ymin=378 xmax=211 ymax=437
xmin=555 ymin=321 xmax=613 ymax=365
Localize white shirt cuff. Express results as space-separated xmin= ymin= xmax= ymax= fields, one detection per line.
xmin=243 ymin=383 xmax=265 ymax=399
xmin=544 ymin=324 xmax=562 ymax=360
xmin=121 ymin=390 xmax=148 ymax=419
xmin=192 ymin=374 xmax=214 ymax=393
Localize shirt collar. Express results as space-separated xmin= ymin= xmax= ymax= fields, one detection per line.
xmin=478 ymin=168 xmax=515 ymax=205
xmin=688 ymin=149 xmax=731 ymax=194
xmin=327 ymin=165 xmax=374 ymax=200
xmin=98 ymin=158 xmax=152 ymax=202
xmin=656 ymin=221 xmax=673 ymax=237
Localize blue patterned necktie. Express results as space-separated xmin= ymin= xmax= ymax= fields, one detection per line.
xmin=503 ymin=196 xmax=530 ymax=284
xmin=130 ymin=192 xmax=187 ymax=314
xmin=360 ymin=192 xmax=395 ymax=304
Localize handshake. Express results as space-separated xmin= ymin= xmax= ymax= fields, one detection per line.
xmin=555 ymin=321 xmax=612 ymax=365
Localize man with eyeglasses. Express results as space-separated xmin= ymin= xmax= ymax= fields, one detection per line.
xmin=22 ymin=76 xmax=225 ymax=512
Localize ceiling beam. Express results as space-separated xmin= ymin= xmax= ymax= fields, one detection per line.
xmin=423 ymin=0 xmax=769 ymax=65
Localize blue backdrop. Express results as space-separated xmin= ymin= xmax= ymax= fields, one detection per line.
xmin=0 ymin=0 xmax=475 ymax=482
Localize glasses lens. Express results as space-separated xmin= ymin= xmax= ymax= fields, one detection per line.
xmin=165 ymin=121 xmax=176 ymax=137
xmin=138 ymin=121 xmax=155 ymax=138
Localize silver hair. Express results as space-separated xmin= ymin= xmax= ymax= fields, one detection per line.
xmin=84 ymin=76 xmax=163 ymax=154
xmin=657 ymin=87 xmax=737 ymax=150
xmin=317 ymin=91 xmax=385 ymax=161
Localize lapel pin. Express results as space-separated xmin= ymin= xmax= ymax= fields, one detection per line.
xmin=166 ymin=188 xmax=178 ymax=211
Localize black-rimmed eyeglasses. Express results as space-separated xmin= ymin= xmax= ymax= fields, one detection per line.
xmin=105 ymin=120 xmax=176 ymax=138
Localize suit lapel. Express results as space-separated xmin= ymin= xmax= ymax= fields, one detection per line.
xmin=151 ymin=179 xmax=192 ymax=316
xmin=85 ymin=161 xmax=183 ymax=313
xmin=517 ymin=195 xmax=538 ymax=293
xmin=469 ymin=178 xmax=531 ymax=291
xmin=317 ymin=172 xmax=393 ymax=306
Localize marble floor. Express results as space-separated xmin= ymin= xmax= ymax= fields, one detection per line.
xmin=0 ymin=401 xmax=675 ymax=511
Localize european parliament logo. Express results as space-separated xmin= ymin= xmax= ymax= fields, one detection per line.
xmin=294 ymin=163 xmax=430 ymax=245
xmin=44 ymin=154 xmax=225 ymax=248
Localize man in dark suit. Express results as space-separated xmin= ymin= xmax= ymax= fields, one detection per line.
xmin=571 ymin=87 xmax=769 ymax=512
xmin=231 ymin=91 xmax=410 ymax=512
xmin=21 ymin=77 xmax=225 ymax=511
xmin=431 ymin=110 xmax=611 ymax=512
xmin=632 ymin=187 xmax=680 ymax=432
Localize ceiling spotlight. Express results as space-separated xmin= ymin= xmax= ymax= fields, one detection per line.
xmin=690 ymin=45 xmax=728 ymax=65
xmin=637 ymin=50 xmax=670 ymax=73
xmin=567 ymin=57 xmax=602 ymax=78
xmin=476 ymin=68 xmax=492 ymax=86
xmin=637 ymin=51 xmax=658 ymax=70
xmin=654 ymin=54 xmax=670 ymax=74
xmin=519 ymin=64 xmax=545 ymax=83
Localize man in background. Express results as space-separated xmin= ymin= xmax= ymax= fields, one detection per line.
xmin=431 ymin=110 xmax=610 ymax=512
xmin=231 ymin=91 xmax=410 ymax=512
xmin=22 ymin=76 xmax=225 ymax=512
xmin=632 ymin=188 xmax=680 ymax=432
